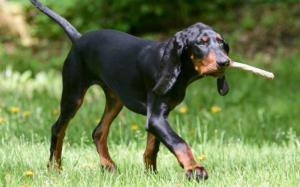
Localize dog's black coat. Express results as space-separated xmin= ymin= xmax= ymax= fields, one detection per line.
xmin=31 ymin=0 xmax=231 ymax=180
xmin=75 ymin=29 xmax=201 ymax=114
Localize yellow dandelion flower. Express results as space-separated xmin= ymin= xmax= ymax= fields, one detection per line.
xmin=9 ymin=106 xmax=20 ymax=113
xmin=198 ymin=154 xmax=206 ymax=161
xmin=179 ymin=105 xmax=188 ymax=113
xmin=131 ymin=123 xmax=139 ymax=131
xmin=0 ymin=117 xmax=5 ymax=124
xmin=23 ymin=170 xmax=33 ymax=177
xmin=211 ymin=105 xmax=221 ymax=113
xmin=52 ymin=108 xmax=59 ymax=115
xmin=23 ymin=184 xmax=29 ymax=187
xmin=22 ymin=111 xmax=31 ymax=118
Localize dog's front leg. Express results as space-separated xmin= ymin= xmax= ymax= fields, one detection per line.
xmin=146 ymin=97 xmax=208 ymax=180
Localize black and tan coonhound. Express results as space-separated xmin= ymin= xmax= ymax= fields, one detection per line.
xmin=31 ymin=0 xmax=231 ymax=180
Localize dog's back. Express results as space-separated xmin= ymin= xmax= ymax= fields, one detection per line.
xmin=75 ymin=29 xmax=156 ymax=114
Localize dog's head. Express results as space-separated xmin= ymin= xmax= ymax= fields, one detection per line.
xmin=153 ymin=23 xmax=230 ymax=96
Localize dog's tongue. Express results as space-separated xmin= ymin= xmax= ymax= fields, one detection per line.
xmin=217 ymin=76 xmax=229 ymax=96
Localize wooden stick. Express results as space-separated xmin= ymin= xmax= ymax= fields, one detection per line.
xmin=229 ymin=61 xmax=275 ymax=80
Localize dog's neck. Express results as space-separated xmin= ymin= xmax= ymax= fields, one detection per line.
xmin=180 ymin=51 xmax=204 ymax=86
xmin=165 ymin=56 xmax=203 ymax=101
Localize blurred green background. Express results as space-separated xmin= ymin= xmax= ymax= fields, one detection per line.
xmin=0 ymin=0 xmax=299 ymax=145
xmin=1 ymin=0 xmax=300 ymax=73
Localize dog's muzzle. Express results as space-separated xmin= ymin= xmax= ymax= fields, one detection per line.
xmin=217 ymin=59 xmax=230 ymax=67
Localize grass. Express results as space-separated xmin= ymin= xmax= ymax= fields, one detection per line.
xmin=0 ymin=53 xmax=300 ymax=186
xmin=1 ymin=139 xmax=299 ymax=187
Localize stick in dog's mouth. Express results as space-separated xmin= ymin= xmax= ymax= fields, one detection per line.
xmin=228 ymin=61 xmax=275 ymax=80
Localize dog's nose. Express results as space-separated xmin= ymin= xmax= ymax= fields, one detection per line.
xmin=217 ymin=59 xmax=230 ymax=67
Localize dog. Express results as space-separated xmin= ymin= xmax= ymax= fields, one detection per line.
xmin=31 ymin=0 xmax=231 ymax=181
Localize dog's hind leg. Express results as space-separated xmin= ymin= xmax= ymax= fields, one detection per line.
xmin=144 ymin=132 xmax=160 ymax=172
xmin=48 ymin=52 xmax=88 ymax=169
xmin=92 ymin=86 xmax=123 ymax=172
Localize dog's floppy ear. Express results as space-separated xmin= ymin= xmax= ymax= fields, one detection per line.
xmin=217 ymin=75 xmax=229 ymax=96
xmin=152 ymin=33 xmax=184 ymax=95
xmin=217 ymin=40 xmax=229 ymax=96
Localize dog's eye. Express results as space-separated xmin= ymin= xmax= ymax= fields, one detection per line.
xmin=217 ymin=40 xmax=224 ymax=47
xmin=216 ymin=37 xmax=224 ymax=46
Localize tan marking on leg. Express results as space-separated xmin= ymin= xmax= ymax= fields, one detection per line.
xmin=52 ymin=125 xmax=68 ymax=169
xmin=94 ymin=96 xmax=123 ymax=171
xmin=144 ymin=132 xmax=160 ymax=171
xmin=174 ymin=144 xmax=201 ymax=171
xmin=49 ymin=96 xmax=85 ymax=170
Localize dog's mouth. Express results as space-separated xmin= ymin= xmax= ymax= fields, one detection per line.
xmin=190 ymin=54 xmax=227 ymax=77
xmin=190 ymin=53 xmax=229 ymax=96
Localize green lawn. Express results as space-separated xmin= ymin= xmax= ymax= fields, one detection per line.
xmin=1 ymin=140 xmax=299 ymax=187
xmin=0 ymin=53 xmax=300 ymax=186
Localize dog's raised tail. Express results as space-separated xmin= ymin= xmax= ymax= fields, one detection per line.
xmin=30 ymin=0 xmax=81 ymax=43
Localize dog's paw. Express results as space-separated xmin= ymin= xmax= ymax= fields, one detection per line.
xmin=100 ymin=164 xmax=117 ymax=173
xmin=47 ymin=161 xmax=62 ymax=172
xmin=185 ymin=166 xmax=208 ymax=181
